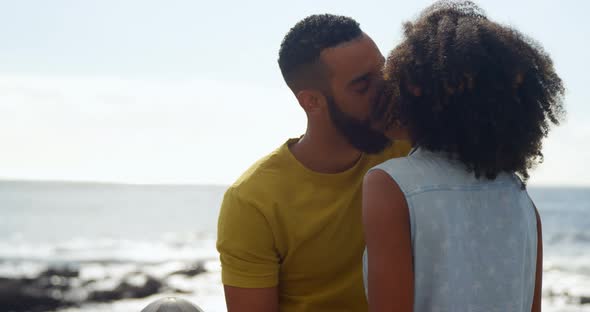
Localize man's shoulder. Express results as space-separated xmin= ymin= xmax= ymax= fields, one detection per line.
xmin=227 ymin=141 xmax=294 ymax=203
xmin=369 ymin=140 xmax=412 ymax=164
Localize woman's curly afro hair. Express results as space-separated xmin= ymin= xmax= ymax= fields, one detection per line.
xmin=374 ymin=0 xmax=565 ymax=185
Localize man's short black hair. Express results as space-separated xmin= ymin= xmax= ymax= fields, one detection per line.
xmin=278 ymin=14 xmax=363 ymax=92
xmin=374 ymin=0 xmax=565 ymax=185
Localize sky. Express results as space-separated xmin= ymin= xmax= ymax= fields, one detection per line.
xmin=0 ymin=0 xmax=588 ymax=186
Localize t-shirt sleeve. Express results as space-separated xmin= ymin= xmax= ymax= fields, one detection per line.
xmin=216 ymin=187 xmax=279 ymax=288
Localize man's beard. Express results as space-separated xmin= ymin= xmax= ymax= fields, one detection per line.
xmin=326 ymin=96 xmax=391 ymax=154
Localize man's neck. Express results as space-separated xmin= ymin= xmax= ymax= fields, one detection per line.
xmin=289 ymin=130 xmax=362 ymax=174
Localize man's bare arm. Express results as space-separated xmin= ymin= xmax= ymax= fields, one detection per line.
xmin=224 ymin=286 xmax=279 ymax=312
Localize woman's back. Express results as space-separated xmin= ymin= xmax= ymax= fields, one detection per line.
xmin=363 ymin=148 xmax=538 ymax=312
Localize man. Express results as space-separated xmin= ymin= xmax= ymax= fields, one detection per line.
xmin=216 ymin=14 xmax=410 ymax=312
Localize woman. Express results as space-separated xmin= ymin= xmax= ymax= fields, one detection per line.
xmin=362 ymin=1 xmax=565 ymax=311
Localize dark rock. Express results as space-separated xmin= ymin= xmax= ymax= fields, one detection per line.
xmin=168 ymin=262 xmax=206 ymax=277
xmin=81 ymin=278 xmax=98 ymax=287
xmin=87 ymin=289 xmax=120 ymax=302
xmin=0 ymin=277 xmax=63 ymax=312
xmin=169 ymin=287 xmax=193 ymax=294
xmin=581 ymin=296 xmax=590 ymax=304
xmin=0 ymin=265 xmax=168 ymax=311
xmin=117 ymin=275 xmax=162 ymax=299
xmin=88 ymin=274 xmax=163 ymax=302
xmin=39 ymin=266 xmax=79 ymax=279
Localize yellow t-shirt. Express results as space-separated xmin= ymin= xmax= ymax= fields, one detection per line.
xmin=217 ymin=138 xmax=411 ymax=312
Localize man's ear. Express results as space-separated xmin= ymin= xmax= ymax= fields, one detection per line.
xmin=296 ymin=90 xmax=325 ymax=114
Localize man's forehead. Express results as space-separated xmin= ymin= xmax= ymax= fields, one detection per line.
xmin=319 ymin=34 xmax=382 ymax=79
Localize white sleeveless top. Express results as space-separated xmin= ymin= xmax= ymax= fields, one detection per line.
xmin=363 ymin=147 xmax=538 ymax=312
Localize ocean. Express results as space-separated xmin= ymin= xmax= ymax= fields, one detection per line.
xmin=0 ymin=180 xmax=588 ymax=312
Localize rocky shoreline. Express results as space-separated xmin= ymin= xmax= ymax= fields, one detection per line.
xmin=0 ymin=261 xmax=207 ymax=312
xmin=3 ymin=261 xmax=590 ymax=312
xmin=544 ymin=288 xmax=590 ymax=307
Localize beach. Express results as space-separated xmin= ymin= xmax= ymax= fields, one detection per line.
xmin=1 ymin=181 xmax=589 ymax=311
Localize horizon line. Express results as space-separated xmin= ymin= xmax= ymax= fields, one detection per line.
xmin=0 ymin=177 xmax=588 ymax=189
xmin=0 ymin=177 xmax=230 ymax=188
